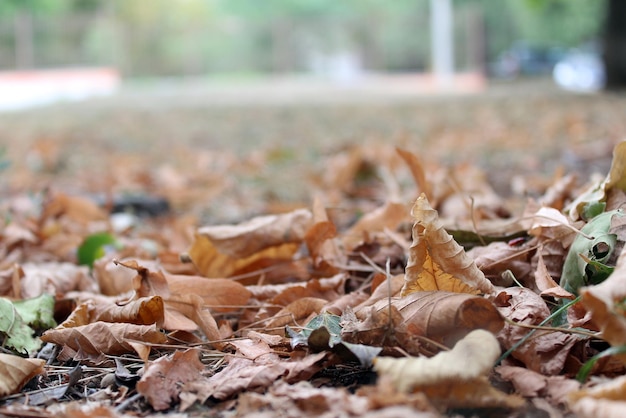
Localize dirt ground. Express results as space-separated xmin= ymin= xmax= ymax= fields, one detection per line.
xmin=1 ymin=76 xmax=624 ymax=221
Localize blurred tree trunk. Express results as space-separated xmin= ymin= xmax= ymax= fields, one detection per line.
xmin=603 ymin=0 xmax=626 ymax=89
xmin=14 ymin=11 xmax=34 ymax=69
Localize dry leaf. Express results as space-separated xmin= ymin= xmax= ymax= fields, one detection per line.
xmin=265 ymin=297 xmax=328 ymax=333
xmin=496 ymin=365 xmax=580 ymax=405
xmin=40 ymin=192 xmax=107 ymax=225
xmin=569 ymin=375 xmax=626 ymax=418
xmin=526 ymin=206 xmax=578 ymax=247
xmin=195 ymin=209 xmax=311 ymax=258
xmin=470 ymin=241 xmax=533 ymax=288
xmin=495 ymin=287 xmax=581 ymax=374
xmin=396 ymin=147 xmax=433 ymax=204
xmin=19 ymin=262 xmax=96 ymax=299
xmin=404 ymin=251 xmax=481 ymax=294
xmin=342 ymin=201 xmax=409 ymax=251
xmin=167 ymin=274 xmax=251 ymax=313
xmin=188 ymin=351 xmax=327 ymax=402
xmin=0 ymin=353 xmax=45 ymax=396
xmin=535 ymin=250 xmax=574 ymax=299
xmin=137 ymin=349 xmax=204 ymax=411
xmin=402 ymin=194 xmax=495 ymax=296
xmin=360 ymin=291 xmax=503 ymax=347
xmin=187 ymin=233 xmax=300 ymax=280
xmin=374 ymin=329 xmax=522 ymax=408
xmin=93 ymin=257 xmax=136 ymax=296
xmin=41 ymin=322 xmax=167 ymax=363
xmin=59 ymin=297 xmax=164 ymax=328
xmin=304 ymin=196 xmax=342 ymax=276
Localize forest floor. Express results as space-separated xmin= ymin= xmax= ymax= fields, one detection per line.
xmin=1 ymin=76 xmax=626 ymax=417
xmin=1 ymin=76 xmax=623 ymax=219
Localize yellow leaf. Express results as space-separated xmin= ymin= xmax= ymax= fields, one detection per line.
xmin=403 ymin=252 xmax=480 ymax=295
xmin=402 ymin=193 xmax=495 ymax=296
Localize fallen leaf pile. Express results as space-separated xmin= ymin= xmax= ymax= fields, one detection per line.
xmin=3 ymin=101 xmax=626 ymax=417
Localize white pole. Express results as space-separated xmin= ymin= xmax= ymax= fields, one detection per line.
xmin=430 ymin=0 xmax=454 ymax=89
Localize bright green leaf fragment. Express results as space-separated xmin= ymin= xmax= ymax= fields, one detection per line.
xmin=13 ymin=294 xmax=56 ymax=330
xmin=77 ymin=232 xmax=120 ymax=268
xmin=0 ymin=297 xmax=42 ymax=355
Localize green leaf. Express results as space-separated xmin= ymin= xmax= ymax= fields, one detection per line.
xmin=560 ymin=210 xmax=624 ymax=295
xmin=0 ymin=297 xmax=42 ymax=355
xmin=77 ymin=232 xmax=120 ymax=268
xmin=581 ymin=201 xmax=606 ymax=221
xmin=577 ymin=345 xmax=626 ymax=383
xmin=287 ymin=312 xmax=382 ymax=367
xmin=580 ymin=254 xmax=615 ymax=285
xmin=13 ymin=294 xmax=56 ymax=330
xmin=304 ymin=312 xmax=343 ymax=348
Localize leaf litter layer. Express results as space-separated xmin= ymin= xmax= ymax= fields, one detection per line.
xmin=1 ymin=85 xmax=626 ymax=417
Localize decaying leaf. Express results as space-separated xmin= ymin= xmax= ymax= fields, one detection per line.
xmin=0 ymin=353 xmax=45 ymax=396
xmin=186 ymin=209 xmax=311 ymax=280
xmin=59 ymin=296 xmax=165 ymax=328
xmin=167 ymin=274 xmax=251 ymax=313
xmin=342 ymin=200 xmax=409 ymax=251
xmin=496 ymin=365 xmax=580 ymax=406
xmin=187 ymin=351 xmax=327 ymax=402
xmin=40 ymin=322 xmax=167 ymax=363
xmin=360 ymin=291 xmax=503 ymax=347
xmin=196 ymin=209 xmax=312 ymax=258
xmin=304 ymin=196 xmax=342 ymax=277
xmin=402 ymin=194 xmax=495 ymax=296
xmin=495 ymin=287 xmax=582 ymax=375
xmin=137 ymin=349 xmax=204 ymax=411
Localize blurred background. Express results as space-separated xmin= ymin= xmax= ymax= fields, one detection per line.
xmin=1 ymin=0 xmax=625 ymax=223
xmin=0 ymin=0 xmax=619 ymax=109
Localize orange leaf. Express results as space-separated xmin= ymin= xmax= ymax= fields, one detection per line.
xmin=60 ymin=297 xmax=165 ymax=328
xmin=187 ymin=234 xmax=299 ymax=279
xmin=396 ymin=147 xmax=432 ymax=203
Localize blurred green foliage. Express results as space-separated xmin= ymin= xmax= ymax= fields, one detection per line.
xmin=0 ymin=0 xmax=607 ymax=77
